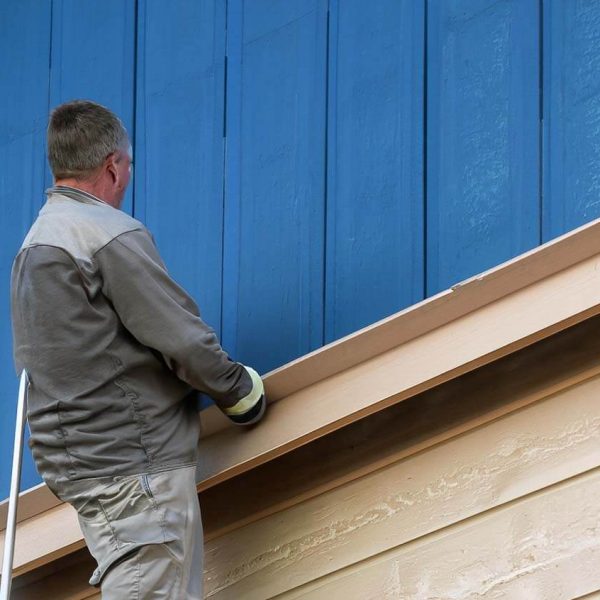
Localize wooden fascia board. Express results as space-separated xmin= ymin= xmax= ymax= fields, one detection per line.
xmin=3 ymin=216 xmax=600 ymax=576
xmin=195 ymin=252 xmax=600 ymax=488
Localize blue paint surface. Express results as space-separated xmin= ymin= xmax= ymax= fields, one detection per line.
xmin=1 ymin=0 xmax=600 ymax=499
xmin=0 ymin=0 xmax=52 ymax=497
xmin=427 ymin=0 xmax=541 ymax=295
xmin=135 ymin=0 xmax=226 ymax=333
xmin=222 ymin=0 xmax=328 ymax=373
xmin=325 ymin=0 xmax=425 ymax=342
xmin=543 ymin=0 xmax=600 ymax=240
xmin=49 ymin=0 xmax=136 ymax=214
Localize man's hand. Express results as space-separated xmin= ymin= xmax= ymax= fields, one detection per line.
xmin=222 ymin=366 xmax=266 ymax=426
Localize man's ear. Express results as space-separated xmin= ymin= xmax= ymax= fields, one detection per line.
xmin=106 ymin=153 xmax=118 ymax=184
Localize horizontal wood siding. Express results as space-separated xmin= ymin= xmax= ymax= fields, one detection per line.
xmin=281 ymin=470 xmax=600 ymax=599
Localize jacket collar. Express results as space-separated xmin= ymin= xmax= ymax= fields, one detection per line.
xmin=46 ymin=185 xmax=110 ymax=207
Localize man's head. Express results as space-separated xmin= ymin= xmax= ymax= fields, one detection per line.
xmin=48 ymin=100 xmax=132 ymax=208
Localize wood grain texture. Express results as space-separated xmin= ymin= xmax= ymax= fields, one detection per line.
xmin=280 ymin=469 xmax=600 ymax=599
xmin=427 ymin=0 xmax=540 ymax=295
xmin=222 ymin=0 xmax=328 ymax=373
xmin=543 ymin=0 xmax=600 ymax=241
xmin=8 ymin=313 xmax=600 ymax=595
xmin=49 ymin=0 xmax=136 ymax=214
xmin=134 ymin=0 xmax=226 ymax=332
xmin=204 ymin=372 xmax=600 ymax=598
xmin=0 ymin=0 xmax=51 ymax=501
xmin=325 ymin=0 xmax=424 ymax=342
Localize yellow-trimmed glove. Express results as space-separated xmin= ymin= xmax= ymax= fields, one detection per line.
xmin=222 ymin=366 xmax=266 ymax=426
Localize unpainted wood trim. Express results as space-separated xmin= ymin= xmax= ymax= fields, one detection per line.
xmin=0 ymin=484 xmax=60 ymax=534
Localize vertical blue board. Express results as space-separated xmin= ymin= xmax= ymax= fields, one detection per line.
xmin=325 ymin=0 xmax=425 ymax=343
xmin=223 ymin=0 xmax=328 ymax=373
xmin=427 ymin=0 xmax=540 ymax=295
xmin=543 ymin=0 xmax=600 ymax=241
xmin=48 ymin=0 xmax=136 ymax=214
xmin=135 ymin=0 xmax=226 ymax=333
xmin=0 ymin=1 xmax=51 ymax=499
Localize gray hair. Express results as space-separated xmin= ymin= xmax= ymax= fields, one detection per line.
xmin=47 ymin=100 xmax=129 ymax=179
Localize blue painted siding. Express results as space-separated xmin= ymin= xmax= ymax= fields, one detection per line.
xmin=49 ymin=0 xmax=136 ymax=214
xmin=222 ymin=0 xmax=328 ymax=372
xmin=135 ymin=0 xmax=227 ymax=332
xmin=543 ymin=0 xmax=600 ymax=240
xmin=325 ymin=0 xmax=424 ymax=342
xmin=0 ymin=0 xmax=52 ymax=499
xmin=1 ymin=0 xmax=600 ymax=498
xmin=427 ymin=0 xmax=541 ymax=296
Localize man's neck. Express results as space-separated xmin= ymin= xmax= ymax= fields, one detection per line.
xmin=54 ymin=178 xmax=118 ymax=208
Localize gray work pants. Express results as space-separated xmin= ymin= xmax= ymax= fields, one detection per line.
xmin=58 ymin=465 xmax=203 ymax=599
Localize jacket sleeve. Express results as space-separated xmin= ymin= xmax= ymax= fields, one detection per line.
xmin=94 ymin=228 xmax=264 ymax=418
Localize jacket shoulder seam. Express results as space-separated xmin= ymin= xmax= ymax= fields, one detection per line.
xmin=92 ymin=227 xmax=148 ymax=258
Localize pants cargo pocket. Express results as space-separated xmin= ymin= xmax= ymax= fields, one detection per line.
xmin=72 ymin=474 xmax=178 ymax=586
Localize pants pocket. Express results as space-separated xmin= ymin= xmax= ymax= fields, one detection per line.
xmin=74 ymin=475 xmax=179 ymax=586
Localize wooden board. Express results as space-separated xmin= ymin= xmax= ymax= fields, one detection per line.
xmin=12 ymin=550 xmax=96 ymax=600
xmin=278 ymin=469 xmax=600 ymax=599
xmin=257 ymin=213 xmax=600 ymax=404
xmin=0 ymin=484 xmax=60 ymax=534
xmin=204 ymin=372 xmax=600 ymax=598
xmin=8 ymin=312 xmax=600 ymax=593
xmin=427 ymin=0 xmax=540 ymax=295
xmin=325 ymin=0 xmax=424 ymax=341
xmin=0 ymin=502 xmax=84 ymax=578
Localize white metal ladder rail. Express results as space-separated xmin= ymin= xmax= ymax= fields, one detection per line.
xmin=0 ymin=370 xmax=29 ymax=600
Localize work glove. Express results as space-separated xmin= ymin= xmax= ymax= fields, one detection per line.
xmin=222 ymin=365 xmax=266 ymax=426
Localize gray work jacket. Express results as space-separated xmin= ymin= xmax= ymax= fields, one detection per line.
xmin=11 ymin=186 xmax=253 ymax=493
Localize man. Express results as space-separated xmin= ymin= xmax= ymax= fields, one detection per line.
xmin=11 ymin=100 xmax=266 ymax=598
